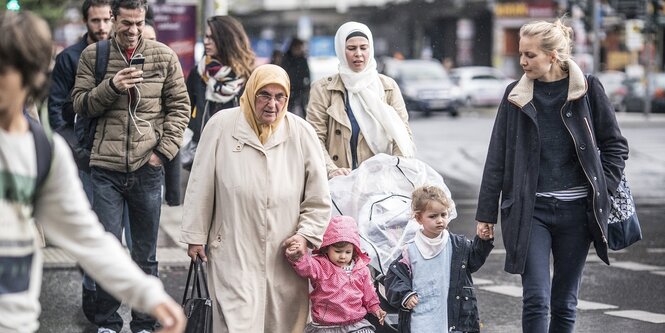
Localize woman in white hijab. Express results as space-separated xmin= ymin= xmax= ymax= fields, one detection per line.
xmin=307 ymin=21 xmax=415 ymax=179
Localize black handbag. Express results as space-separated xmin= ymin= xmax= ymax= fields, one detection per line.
xmin=607 ymin=173 xmax=643 ymax=250
xmin=182 ymin=256 xmax=212 ymax=333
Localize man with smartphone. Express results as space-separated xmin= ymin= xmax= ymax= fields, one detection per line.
xmin=71 ymin=1 xmax=190 ymax=332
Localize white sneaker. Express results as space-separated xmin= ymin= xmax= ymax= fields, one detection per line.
xmin=97 ymin=329 xmax=117 ymax=333
xmin=136 ymin=330 xmax=152 ymax=333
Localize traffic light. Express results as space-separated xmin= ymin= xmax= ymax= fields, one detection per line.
xmin=6 ymin=0 xmax=21 ymax=11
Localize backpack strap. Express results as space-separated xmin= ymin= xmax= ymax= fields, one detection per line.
xmin=95 ymin=39 xmax=110 ymax=85
xmin=27 ymin=115 xmax=53 ymax=209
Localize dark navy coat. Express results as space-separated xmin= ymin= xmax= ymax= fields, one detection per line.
xmin=475 ymin=61 xmax=629 ymax=274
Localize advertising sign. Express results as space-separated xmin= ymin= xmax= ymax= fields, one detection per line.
xmin=152 ymin=4 xmax=197 ymax=77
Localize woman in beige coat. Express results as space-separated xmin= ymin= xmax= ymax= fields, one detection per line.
xmin=180 ymin=64 xmax=331 ymax=332
xmin=307 ymin=21 xmax=415 ymax=178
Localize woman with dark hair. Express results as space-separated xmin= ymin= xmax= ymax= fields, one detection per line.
xmin=185 ymin=15 xmax=255 ymax=147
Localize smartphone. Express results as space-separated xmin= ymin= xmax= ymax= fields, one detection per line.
xmin=130 ymin=56 xmax=146 ymax=72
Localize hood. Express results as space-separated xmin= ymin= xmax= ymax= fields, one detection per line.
xmin=315 ymin=216 xmax=370 ymax=262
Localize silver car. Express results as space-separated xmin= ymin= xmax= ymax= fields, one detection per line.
xmin=449 ymin=66 xmax=513 ymax=107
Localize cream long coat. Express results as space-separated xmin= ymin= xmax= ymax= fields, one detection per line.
xmin=306 ymin=73 xmax=412 ymax=176
xmin=180 ymin=107 xmax=331 ymax=332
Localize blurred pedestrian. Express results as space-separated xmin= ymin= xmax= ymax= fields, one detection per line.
xmin=307 ymin=21 xmax=415 ymax=179
xmin=270 ymin=49 xmax=283 ymax=65
xmin=280 ymin=37 xmax=311 ymax=117
xmin=142 ymin=19 xmax=182 ymax=207
xmin=0 ymin=10 xmax=185 ymax=333
xmin=71 ymin=0 xmax=190 ymax=331
xmin=475 ymin=17 xmax=629 ymax=333
xmin=183 ymin=15 xmax=255 ymax=170
xmin=181 ymin=64 xmax=331 ymax=332
xmin=46 ymin=0 xmax=123 ymax=323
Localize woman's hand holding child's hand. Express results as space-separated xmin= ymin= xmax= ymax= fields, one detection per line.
xmin=283 ymin=234 xmax=307 ymax=261
xmin=374 ymin=309 xmax=387 ymax=325
xmin=476 ymin=221 xmax=494 ymax=240
xmin=404 ymin=294 xmax=419 ymax=310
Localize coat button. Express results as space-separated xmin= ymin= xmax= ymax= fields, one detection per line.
xmin=332 ymin=155 xmax=339 ymax=161
xmin=456 ymin=296 xmax=460 ymax=300
xmin=335 ymin=129 xmax=341 ymax=135
xmin=597 ymin=191 xmax=600 ymax=197
xmin=599 ymin=208 xmax=603 ymax=213
xmin=461 ymin=264 xmax=466 ymax=269
xmin=327 ymin=77 xmax=332 ymax=81
xmin=566 ymin=112 xmax=572 ymax=117
xmin=593 ymin=176 xmax=597 ymax=181
xmin=465 ymin=297 xmax=469 ymax=300
xmin=579 ymin=144 xmax=586 ymax=150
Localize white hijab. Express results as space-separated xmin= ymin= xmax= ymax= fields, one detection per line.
xmin=334 ymin=22 xmax=415 ymax=158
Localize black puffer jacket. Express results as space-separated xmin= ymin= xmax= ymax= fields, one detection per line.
xmin=385 ymin=234 xmax=493 ymax=333
xmin=475 ymin=60 xmax=629 ymax=274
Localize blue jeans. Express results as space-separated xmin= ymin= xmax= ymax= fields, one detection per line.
xmin=88 ymin=163 xmax=163 ymax=332
xmin=521 ymin=197 xmax=592 ymax=333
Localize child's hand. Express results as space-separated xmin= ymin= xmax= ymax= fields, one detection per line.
xmin=285 ymin=242 xmax=303 ymax=261
xmin=404 ymin=294 xmax=418 ymax=310
xmin=476 ymin=221 xmax=494 ymax=240
xmin=374 ymin=308 xmax=387 ymax=325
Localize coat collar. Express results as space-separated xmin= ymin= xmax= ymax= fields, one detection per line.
xmin=507 ymin=59 xmax=587 ymax=108
xmin=231 ymin=107 xmax=290 ymax=151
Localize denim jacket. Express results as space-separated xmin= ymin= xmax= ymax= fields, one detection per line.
xmin=385 ymin=233 xmax=493 ymax=332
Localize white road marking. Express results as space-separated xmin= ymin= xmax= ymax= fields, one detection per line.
xmin=474 ymin=278 xmax=494 ymax=286
xmin=576 ymin=300 xmax=618 ymax=310
xmin=610 ymin=261 xmax=665 ymax=271
xmin=605 ymin=310 xmax=665 ymax=324
xmin=480 ymin=285 xmax=522 ymax=298
xmin=651 ymin=271 xmax=665 ymax=277
xmin=646 ymin=248 xmax=665 ymax=254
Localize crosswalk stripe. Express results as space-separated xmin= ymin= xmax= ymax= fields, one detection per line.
xmin=576 ymin=300 xmax=618 ymax=310
xmin=610 ymin=261 xmax=665 ymax=271
xmin=605 ymin=310 xmax=665 ymax=324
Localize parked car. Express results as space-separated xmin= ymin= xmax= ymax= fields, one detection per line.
xmin=382 ymin=59 xmax=463 ymax=117
xmin=622 ymin=73 xmax=665 ymax=113
xmin=596 ymin=70 xmax=628 ymax=112
xmin=448 ymin=66 xmax=513 ymax=107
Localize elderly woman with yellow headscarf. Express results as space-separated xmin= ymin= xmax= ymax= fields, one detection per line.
xmin=180 ymin=64 xmax=332 ymax=332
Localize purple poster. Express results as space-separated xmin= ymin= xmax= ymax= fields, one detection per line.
xmin=152 ymin=4 xmax=197 ymax=77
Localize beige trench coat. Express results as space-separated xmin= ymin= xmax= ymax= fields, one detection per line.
xmin=306 ymin=73 xmax=412 ymax=176
xmin=180 ymin=107 xmax=331 ymax=332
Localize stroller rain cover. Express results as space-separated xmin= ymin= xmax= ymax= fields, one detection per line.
xmin=329 ymin=153 xmax=457 ymax=276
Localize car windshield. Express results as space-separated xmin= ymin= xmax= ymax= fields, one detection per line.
xmin=397 ymin=63 xmax=448 ymax=81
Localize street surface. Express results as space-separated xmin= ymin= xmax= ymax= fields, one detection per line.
xmin=38 ymin=109 xmax=665 ymax=332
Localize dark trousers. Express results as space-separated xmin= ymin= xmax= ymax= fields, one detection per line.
xmin=521 ymin=197 xmax=592 ymax=333
xmin=88 ymin=163 xmax=163 ymax=332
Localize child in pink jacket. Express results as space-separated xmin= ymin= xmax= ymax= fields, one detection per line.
xmin=285 ymin=215 xmax=387 ymax=333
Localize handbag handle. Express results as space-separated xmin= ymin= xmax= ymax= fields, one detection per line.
xmin=181 ymin=254 xmax=210 ymax=305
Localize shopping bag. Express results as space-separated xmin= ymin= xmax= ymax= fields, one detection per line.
xmin=181 ymin=256 xmax=212 ymax=333
xmin=607 ymin=173 xmax=642 ymax=250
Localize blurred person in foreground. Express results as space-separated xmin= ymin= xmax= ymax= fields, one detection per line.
xmin=307 ymin=22 xmax=415 ymax=179
xmin=70 ymin=0 xmax=190 ymax=331
xmin=475 ymin=17 xmax=628 ymax=333
xmin=46 ymin=1 xmax=118 ymax=320
xmin=181 ymin=64 xmax=331 ymax=332
xmin=0 ymin=10 xmax=185 ymax=333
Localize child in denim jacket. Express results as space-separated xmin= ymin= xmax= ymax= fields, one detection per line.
xmin=385 ymin=186 xmax=493 ymax=332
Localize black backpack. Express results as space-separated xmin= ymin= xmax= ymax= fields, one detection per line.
xmin=72 ymin=39 xmax=110 ymax=168
xmin=26 ymin=114 xmax=53 ymax=211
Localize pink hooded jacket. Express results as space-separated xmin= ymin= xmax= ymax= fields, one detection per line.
xmin=288 ymin=216 xmax=381 ymax=325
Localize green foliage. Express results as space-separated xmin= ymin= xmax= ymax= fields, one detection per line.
xmin=2 ymin=0 xmax=71 ymax=28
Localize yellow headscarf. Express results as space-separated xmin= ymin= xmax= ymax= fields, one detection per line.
xmin=240 ymin=64 xmax=291 ymax=144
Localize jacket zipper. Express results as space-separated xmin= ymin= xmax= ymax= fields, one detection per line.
xmin=583 ymin=117 xmax=597 ymax=148
xmin=560 ymin=103 xmax=607 ymax=243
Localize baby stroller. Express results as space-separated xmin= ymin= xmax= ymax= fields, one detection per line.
xmin=329 ymin=154 xmax=457 ymax=332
